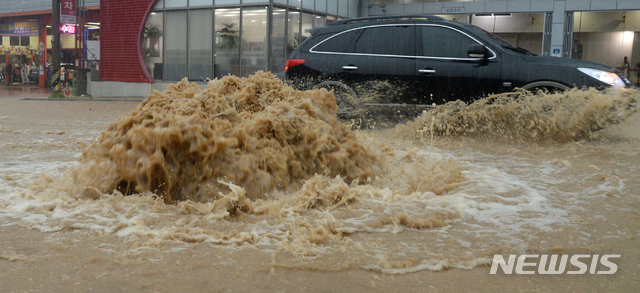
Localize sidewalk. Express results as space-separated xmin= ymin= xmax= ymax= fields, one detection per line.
xmin=0 ymin=85 xmax=144 ymax=102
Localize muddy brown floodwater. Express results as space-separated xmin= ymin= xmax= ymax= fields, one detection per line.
xmin=1 ymin=73 xmax=639 ymax=292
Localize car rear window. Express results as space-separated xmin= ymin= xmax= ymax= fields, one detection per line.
xmin=311 ymin=30 xmax=359 ymax=53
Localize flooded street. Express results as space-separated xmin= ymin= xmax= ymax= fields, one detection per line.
xmin=1 ymin=79 xmax=639 ymax=292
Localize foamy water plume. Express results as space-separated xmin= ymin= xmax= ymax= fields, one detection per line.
xmin=71 ymin=72 xmax=384 ymax=204
xmin=402 ymin=88 xmax=639 ymax=142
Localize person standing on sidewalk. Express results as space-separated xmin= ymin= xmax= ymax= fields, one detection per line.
xmin=5 ymin=61 xmax=13 ymax=86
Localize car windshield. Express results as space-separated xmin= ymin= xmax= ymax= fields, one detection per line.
xmin=467 ymin=25 xmax=537 ymax=56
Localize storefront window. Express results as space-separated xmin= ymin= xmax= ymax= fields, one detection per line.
xmin=303 ymin=0 xmax=314 ymax=11
xmin=215 ymin=8 xmax=240 ymax=78
xmin=241 ymin=7 xmax=268 ymax=77
xmin=165 ymin=0 xmax=187 ymax=9
xmin=144 ymin=12 xmax=164 ymax=80
xmin=188 ymin=9 xmax=212 ymax=80
xmin=339 ymin=0 xmax=348 ymax=18
xmin=189 ymin=0 xmax=212 ymax=7
xmin=327 ymin=0 xmax=338 ymax=15
xmin=271 ymin=8 xmax=287 ymax=73
xmin=243 ymin=0 xmax=267 ymax=4
xmin=316 ymin=0 xmax=326 ymax=14
xmin=216 ymin=0 xmax=238 ymax=6
xmin=314 ymin=15 xmax=326 ymax=28
xmin=164 ymin=11 xmax=187 ymax=81
xmin=301 ymin=12 xmax=313 ymax=40
xmin=287 ymin=10 xmax=300 ymax=56
xmin=290 ymin=0 xmax=302 ymax=8
xmin=140 ymin=3 xmax=339 ymax=81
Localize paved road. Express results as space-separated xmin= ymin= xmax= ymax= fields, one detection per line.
xmin=0 ymin=85 xmax=51 ymax=98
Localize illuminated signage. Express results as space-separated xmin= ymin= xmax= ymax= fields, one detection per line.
xmin=60 ymin=24 xmax=76 ymax=34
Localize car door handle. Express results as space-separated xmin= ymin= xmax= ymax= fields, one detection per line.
xmin=342 ymin=65 xmax=358 ymax=71
xmin=419 ymin=68 xmax=436 ymax=74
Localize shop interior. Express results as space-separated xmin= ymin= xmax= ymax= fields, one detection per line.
xmin=1 ymin=35 xmax=40 ymax=85
xmin=1 ymin=21 xmax=100 ymax=87
xmin=439 ymin=10 xmax=640 ymax=84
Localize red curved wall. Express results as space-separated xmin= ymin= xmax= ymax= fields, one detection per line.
xmin=100 ymin=0 xmax=154 ymax=83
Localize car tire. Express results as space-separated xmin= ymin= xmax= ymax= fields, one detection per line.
xmin=520 ymin=81 xmax=570 ymax=94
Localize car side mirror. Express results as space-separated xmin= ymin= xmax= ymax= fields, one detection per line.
xmin=468 ymin=44 xmax=489 ymax=59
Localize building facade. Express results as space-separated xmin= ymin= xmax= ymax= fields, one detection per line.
xmin=0 ymin=0 xmax=99 ymax=87
xmin=86 ymin=0 xmax=357 ymax=96
xmin=1 ymin=0 xmax=639 ymax=97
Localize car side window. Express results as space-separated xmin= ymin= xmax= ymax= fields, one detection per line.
xmin=420 ymin=26 xmax=479 ymax=58
xmin=354 ymin=25 xmax=414 ymax=56
xmin=312 ymin=30 xmax=359 ymax=53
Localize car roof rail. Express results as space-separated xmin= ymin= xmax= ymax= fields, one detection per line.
xmin=328 ymin=14 xmax=446 ymax=26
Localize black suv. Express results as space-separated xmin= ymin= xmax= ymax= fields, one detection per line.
xmin=285 ymin=15 xmax=631 ymax=115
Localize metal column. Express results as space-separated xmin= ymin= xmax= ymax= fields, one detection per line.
xmin=562 ymin=12 xmax=574 ymax=59
xmin=542 ymin=12 xmax=552 ymax=56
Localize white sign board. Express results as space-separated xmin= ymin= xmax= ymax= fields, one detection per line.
xmin=86 ymin=40 xmax=100 ymax=60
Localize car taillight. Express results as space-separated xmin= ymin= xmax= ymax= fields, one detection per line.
xmin=285 ymin=59 xmax=305 ymax=73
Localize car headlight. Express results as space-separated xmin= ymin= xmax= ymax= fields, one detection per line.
xmin=577 ymin=68 xmax=626 ymax=87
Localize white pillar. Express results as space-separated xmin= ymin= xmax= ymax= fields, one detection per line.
xmin=549 ymin=1 xmax=566 ymax=57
